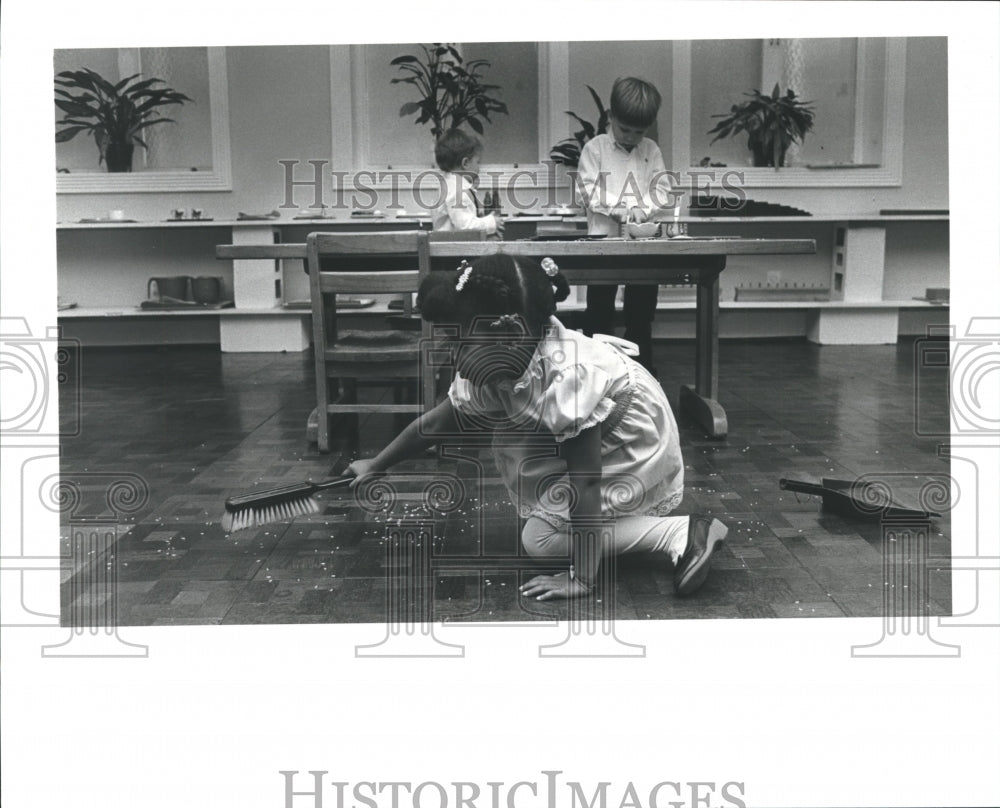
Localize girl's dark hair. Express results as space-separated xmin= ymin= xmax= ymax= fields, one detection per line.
xmin=418 ymin=254 xmax=571 ymax=333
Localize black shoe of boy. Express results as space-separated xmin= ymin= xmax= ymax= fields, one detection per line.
xmin=674 ymin=517 xmax=728 ymax=596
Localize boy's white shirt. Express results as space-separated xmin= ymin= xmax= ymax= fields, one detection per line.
xmin=432 ymin=171 xmax=498 ymax=233
xmin=576 ymin=133 xmax=672 ymax=236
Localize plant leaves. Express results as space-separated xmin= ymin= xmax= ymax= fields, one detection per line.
xmin=55 ymin=125 xmax=91 ymax=142
xmin=388 ymin=44 xmax=508 ymax=137
xmin=55 ymin=98 xmax=97 ymax=117
xmin=586 ymin=85 xmax=606 ymax=117
xmin=55 ymin=65 xmax=191 ymax=164
xmin=113 ymin=73 xmax=142 ymax=93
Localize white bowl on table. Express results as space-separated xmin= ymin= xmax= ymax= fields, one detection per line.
xmin=626 ymin=221 xmax=659 ymax=239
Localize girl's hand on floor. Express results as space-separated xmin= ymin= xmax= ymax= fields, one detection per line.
xmin=345 ymin=458 xmax=382 ymax=488
xmin=519 ymin=571 xmax=593 ymax=601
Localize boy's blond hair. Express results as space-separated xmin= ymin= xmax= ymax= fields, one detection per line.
xmin=435 ymin=129 xmax=483 ymax=172
xmin=610 ymin=77 xmax=661 ymax=129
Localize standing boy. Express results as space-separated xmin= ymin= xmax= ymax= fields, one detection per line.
xmin=577 ymin=77 xmax=672 ymax=373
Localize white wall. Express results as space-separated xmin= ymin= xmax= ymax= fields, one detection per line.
xmin=56 ymin=38 xmax=948 ymax=222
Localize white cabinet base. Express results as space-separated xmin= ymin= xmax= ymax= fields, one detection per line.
xmin=807 ymin=308 xmax=898 ymax=345
xmin=220 ymin=315 xmax=310 ymax=352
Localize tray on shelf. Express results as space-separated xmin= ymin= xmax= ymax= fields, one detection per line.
xmin=77 ymin=218 xmax=139 ymax=224
xmin=140 ymin=299 xmax=233 ymax=311
xmin=530 ymin=234 xmax=607 ymax=241
xmin=283 ymin=298 xmax=375 ymax=311
xmin=237 ymin=211 xmax=281 ymax=221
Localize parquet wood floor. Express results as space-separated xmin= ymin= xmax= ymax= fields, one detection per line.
xmin=58 ymin=337 xmax=952 ymax=625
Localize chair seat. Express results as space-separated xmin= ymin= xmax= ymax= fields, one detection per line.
xmin=324 ymin=329 xmax=421 ymax=363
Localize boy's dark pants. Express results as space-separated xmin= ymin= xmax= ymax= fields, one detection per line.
xmin=585 ymin=284 xmax=659 ymax=372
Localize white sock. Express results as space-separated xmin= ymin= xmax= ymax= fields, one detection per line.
xmin=664 ymin=516 xmax=690 ymax=565
xmin=615 ymin=515 xmax=690 ymax=563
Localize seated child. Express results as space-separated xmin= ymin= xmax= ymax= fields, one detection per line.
xmin=578 ymin=77 xmax=673 ymax=373
xmin=432 ymin=129 xmax=504 ymax=237
xmin=347 ymin=253 xmax=726 ymax=601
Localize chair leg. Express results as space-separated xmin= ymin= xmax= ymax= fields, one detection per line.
xmin=342 ymin=378 xmax=358 ymax=402
xmin=336 ymin=378 xmax=360 ymax=441
xmin=316 ymin=378 xmax=330 ymax=454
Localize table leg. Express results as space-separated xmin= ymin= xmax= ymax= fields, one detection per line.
xmin=680 ymin=260 xmax=727 ymax=438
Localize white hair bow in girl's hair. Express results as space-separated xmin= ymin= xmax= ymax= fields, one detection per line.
xmin=541 ymin=257 xmax=559 ymax=277
xmin=455 ymin=260 xmax=473 ymax=292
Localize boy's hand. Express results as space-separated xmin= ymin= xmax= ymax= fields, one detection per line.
xmin=345 ymin=458 xmax=383 ymax=489
xmin=519 ymin=571 xmax=593 ymax=601
xmin=492 ymin=214 xmax=505 ymax=236
xmin=629 ymin=207 xmax=648 ymax=224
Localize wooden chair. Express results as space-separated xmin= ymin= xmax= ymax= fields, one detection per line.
xmin=307 ymin=231 xmax=433 ymax=452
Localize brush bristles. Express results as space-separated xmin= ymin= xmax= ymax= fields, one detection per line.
xmin=222 ymin=494 xmax=322 ymax=533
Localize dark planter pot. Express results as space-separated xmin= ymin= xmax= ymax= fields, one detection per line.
xmin=105 ymin=142 xmax=135 ymax=173
xmin=750 ymin=139 xmax=787 ymax=168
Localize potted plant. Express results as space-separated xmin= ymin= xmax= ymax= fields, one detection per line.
xmin=391 ymin=44 xmax=508 ymax=140
xmin=54 ymin=68 xmax=192 ymax=173
xmin=548 ymin=85 xmax=609 ymax=169
xmin=707 ymin=83 xmax=816 ymax=168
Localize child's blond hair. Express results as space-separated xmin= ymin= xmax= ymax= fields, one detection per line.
xmin=610 ymin=77 xmax=661 ymax=129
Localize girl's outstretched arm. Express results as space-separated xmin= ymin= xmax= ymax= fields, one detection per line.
xmin=520 ymin=424 xmax=604 ymax=601
xmin=346 ymin=398 xmax=461 ymax=486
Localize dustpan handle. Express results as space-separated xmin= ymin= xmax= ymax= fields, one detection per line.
xmin=779 ymin=479 xmax=829 ymax=497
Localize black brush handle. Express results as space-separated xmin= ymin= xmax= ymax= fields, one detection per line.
xmin=312 ymin=475 xmax=355 ymax=492
xmin=225 ymin=476 xmax=353 ymax=508
xmin=779 ymin=478 xmax=828 ymax=497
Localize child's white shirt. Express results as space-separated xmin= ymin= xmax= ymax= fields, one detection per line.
xmin=577 ymin=133 xmax=672 ymax=236
xmin=448 ymin=317 xmax=684 ymax=524
xmin=432 ymin=171 xmax=498 ymax=234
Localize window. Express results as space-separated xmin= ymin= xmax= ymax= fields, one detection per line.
xmin=332 ymin=43 xmax=568 ymax=188
xmin=55 ymin=47 xmax=232 ymax=193
xmin=674 ymin=38 xmax=905 ymax=187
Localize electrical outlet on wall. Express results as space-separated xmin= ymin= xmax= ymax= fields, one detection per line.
xmin=766 ymin=270 xmax=781 ymax=286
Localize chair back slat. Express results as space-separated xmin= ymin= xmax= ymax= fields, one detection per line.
xmin=428 ymin=230 xmax=486 ymax=243
xmin=317 ymin=270 xmax=421 ymax=295
xmin=311 ymin=231 xmax=426 ymax=255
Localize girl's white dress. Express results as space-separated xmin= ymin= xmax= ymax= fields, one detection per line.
xmin=448 ymin=316 xmax=684 ymax=527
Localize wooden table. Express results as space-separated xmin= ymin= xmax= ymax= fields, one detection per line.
xmin=218 ymin=236 xmax=816 ymax=438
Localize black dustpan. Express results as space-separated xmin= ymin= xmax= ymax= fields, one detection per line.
xmin=779 ymin=477 xmax=941 ymax=520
